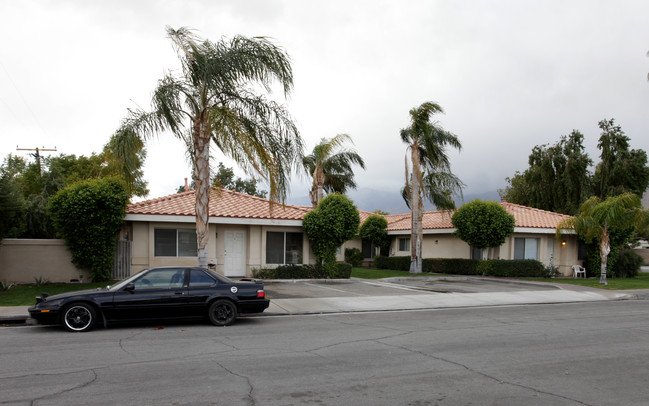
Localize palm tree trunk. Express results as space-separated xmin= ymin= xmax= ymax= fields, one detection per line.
xmin=311 ymin=166 xmax=325 ymax=208
xmin=193 ymin=120 xmax=211 ymax=268
xmin=410 ymin=145 xmax=423 ymax=274
xmin=600 ymin=228 xmax=610 ymax=286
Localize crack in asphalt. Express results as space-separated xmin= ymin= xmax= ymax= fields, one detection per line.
xmin=4 ymin=368 xmax=100 ymax=406
xmin=213 ymin=360 xmax=255 ymax=406
xmin=117 ymin=331 xmax=145 ymax=356
xmin=378 ymin=340 xmax=593 ymax=406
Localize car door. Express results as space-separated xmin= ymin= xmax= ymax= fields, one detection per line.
xmin=184 ymin=268 xmax=221 ymax=316
xmin=108 ymin=268 xmax=188 ymax=321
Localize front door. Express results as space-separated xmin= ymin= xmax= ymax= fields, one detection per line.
xmin=224 ymin=230 xmax=246 ymax=277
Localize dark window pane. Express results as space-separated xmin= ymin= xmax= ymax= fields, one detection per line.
xmin=362 ymin=239 xmax=374 ymax=259
xmin=285 ymin=233 xmax=303 ymax=264
xmin=471 ymin=247 xmax=483 ymax=260
xmin=399 ymin=238 xmax=410 ymax=252
xmin=155 ymin=229 xmax=177 ymax=257
xmin=266 ymin=232 xmax=284 ymax=264
xmin=514 ymin=238 xmax=525 ymax=260
xmin=189 ymin=269 xmax=216 ymax=287
xmin=178 ymin=229 xmax=197 ymax=257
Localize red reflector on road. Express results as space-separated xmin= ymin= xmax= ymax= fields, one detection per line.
xmin=257 ymin=290 xmax=265 ymax=298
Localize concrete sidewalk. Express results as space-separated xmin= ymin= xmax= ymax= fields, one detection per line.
xmin=265 ymin=286 xmax=635 ymax=315
xmin=2 ymin=277 xmax=647 ymax=325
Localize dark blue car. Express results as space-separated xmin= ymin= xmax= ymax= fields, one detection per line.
xmin=28 ymin=267 xmax=269 ymax=332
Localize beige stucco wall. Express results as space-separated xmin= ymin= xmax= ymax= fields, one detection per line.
xmin=129 ymin=222 xmax=315 ymax=277
xmin=0 ymin=239 xmax=90 ymax=283
xmin=386 ymin=231 xmax=581 ymax=276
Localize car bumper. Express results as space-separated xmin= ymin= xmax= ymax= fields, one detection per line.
xmin=28 ymin=307 xmax=60 ymax=325
xmin=238 ymin=299 xmax=270 ymax=314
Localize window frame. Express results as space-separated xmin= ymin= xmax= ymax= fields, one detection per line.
xmin=265 ymin=231 xmax=304 ymax=265
xmin=513 ymin=237 xmax=540 ymax=260
xmin=154 ymin=228 xmax=198 ymax=258
xmin=398 ymin=237 xmax=410 ymax=252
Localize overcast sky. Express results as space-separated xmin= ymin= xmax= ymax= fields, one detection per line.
xmin=1 ymin=0 xmax=648 ymax=207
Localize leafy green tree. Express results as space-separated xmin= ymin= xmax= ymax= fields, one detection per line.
xmin=0 ymin=173 xmax=24 ymax=238
xmin=49 ymin=177 xmax=128 ymax=281
xmin=113 ymin=27 xmax=302 ymax=268
xmin=557 ymin=193 xmax=649 ymax=285
xmin=212 ymin=163 xmax=267 ymax=198
xmin=302 ymin=194 xmax=360 ymax=274
xmin=401 ymin=102 xmax=463 ymax=273
xmin=302 ymin=134 xmax=365 ymax=207
xmin=359 ymin=215 xmax=389 ymax=256
xmin=499 ymin=130 xmax=592 ymax=215
xmin=451 ymin=200 xmax=515 ymax=259
xmin=592 ymin=118 xmax=649 ymax=199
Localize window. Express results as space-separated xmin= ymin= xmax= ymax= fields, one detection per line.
xmin=133 ymin=268 xmax=184 ymax=289
xmin=471 ymin=247 xmax=483 ymax=260
xmin=154 ymin=228 xmax=197 ymax=257
xmin=189 ymin=269 xmax=216 ymax=287
xmin=266 ymin=231 xmax=303 ymax=264
xmin=398 ymin=238 xmax=410 ymax=252
xmin=514 ymin=238 xmax=539 ymax=260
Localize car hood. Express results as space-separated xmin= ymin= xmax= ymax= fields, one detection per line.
xmin=37 ymin=287 xmax=110 ymax=303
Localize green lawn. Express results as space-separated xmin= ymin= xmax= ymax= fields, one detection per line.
xmin=530 ymin=273 xmax=649 ymax=290
xmin=0 ymin=282 xmax=110 ymax=306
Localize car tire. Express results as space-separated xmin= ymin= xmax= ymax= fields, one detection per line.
xmin=208 ymin=299 xmax=238 ymax=326
xmin=62 ymin=303 xmax=96 ymax=332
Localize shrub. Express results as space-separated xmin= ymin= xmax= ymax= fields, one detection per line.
xmin=345 ymin=248 xmax=364 ymax=267
xmin=303 ymin=194 xmax=360 ymax=275
xmin=374 ymin=255 xmax=410 ymax=271
xmin=251 ymin=263 xmax=352 ymax=279
xmin=611 ymin=250 xmax=643 ymax=278
xmin=441 ymin=259 xmax=480 ymax=275
xmin=48 ymin=177 xmax=128 ymax=282
xmin=333 ymin=262 xmax=353 ymax=278
xmin=478 ymin=259 xmax=545 ymax=277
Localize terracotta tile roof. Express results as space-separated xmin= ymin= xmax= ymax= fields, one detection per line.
xmin=385 ymin=202 xmax=573 ymax=232
xmin=127 ymin=190 xmax=572 ymax=231
xmin=127 ymin=188 xmax=311 ymax=221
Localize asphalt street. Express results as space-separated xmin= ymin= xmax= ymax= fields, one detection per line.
xmin=2 ymin=300 xmax=649 ymax=405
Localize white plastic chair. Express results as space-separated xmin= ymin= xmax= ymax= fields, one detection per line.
xmin=572 ymin=265 xmax=586 ymax=278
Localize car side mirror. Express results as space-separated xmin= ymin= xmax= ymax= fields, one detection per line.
xmin=125 ymin=282 xmax=135 ymax=292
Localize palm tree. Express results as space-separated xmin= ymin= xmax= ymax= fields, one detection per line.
xmin=114 ymin=27 xmax=303 ymax=267
xmin=556 ymin=193 xmax=649 ymax=285
xmin=401 ymin=102 xmax=463 ymax=274
xmin=302 ymin=134 xmax=365 ymax=207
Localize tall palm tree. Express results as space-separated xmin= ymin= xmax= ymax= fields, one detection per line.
xmin=401 ymin=102 xmax=463 ymax=274
xmin=302 ymin=134 xmax=365 ymax=207
xmin=114 ymin=27 xmax=303 ymax=267
xmin=556 ymin=193 xmax=649 ymax=285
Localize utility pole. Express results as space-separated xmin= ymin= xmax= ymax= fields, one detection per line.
xmin=16 ymin=146 xmax=57 ymax=176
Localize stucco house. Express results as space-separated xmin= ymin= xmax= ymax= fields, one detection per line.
xmin=342 ymin=203 xmax=581 ymax=276
xmin=123 ymin=189 xmax=581 ymax=278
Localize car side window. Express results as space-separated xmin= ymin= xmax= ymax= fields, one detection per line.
xmin=189 ymin=269 xmax=216 ymax=287
xmin=134 ymin=269 xmax=184 ymax=289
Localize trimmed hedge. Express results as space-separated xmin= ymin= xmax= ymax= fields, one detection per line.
xmin=373 ymin=255 xmax=545 ymax=278
xmin=252 ymin=263 xmax=352 ymax=279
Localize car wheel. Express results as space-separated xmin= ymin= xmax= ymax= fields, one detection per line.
xmin=208 ymin=299 xmax=238 ymax=326
xmin=62 ymin=303 xmax=96 ymax=332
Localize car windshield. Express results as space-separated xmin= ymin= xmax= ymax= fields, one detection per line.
xmin=107 ymin=271 xmax=149 ymax=292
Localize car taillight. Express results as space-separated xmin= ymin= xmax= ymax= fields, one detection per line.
xmin=256 ymin=290 xmax=265 ymax=298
